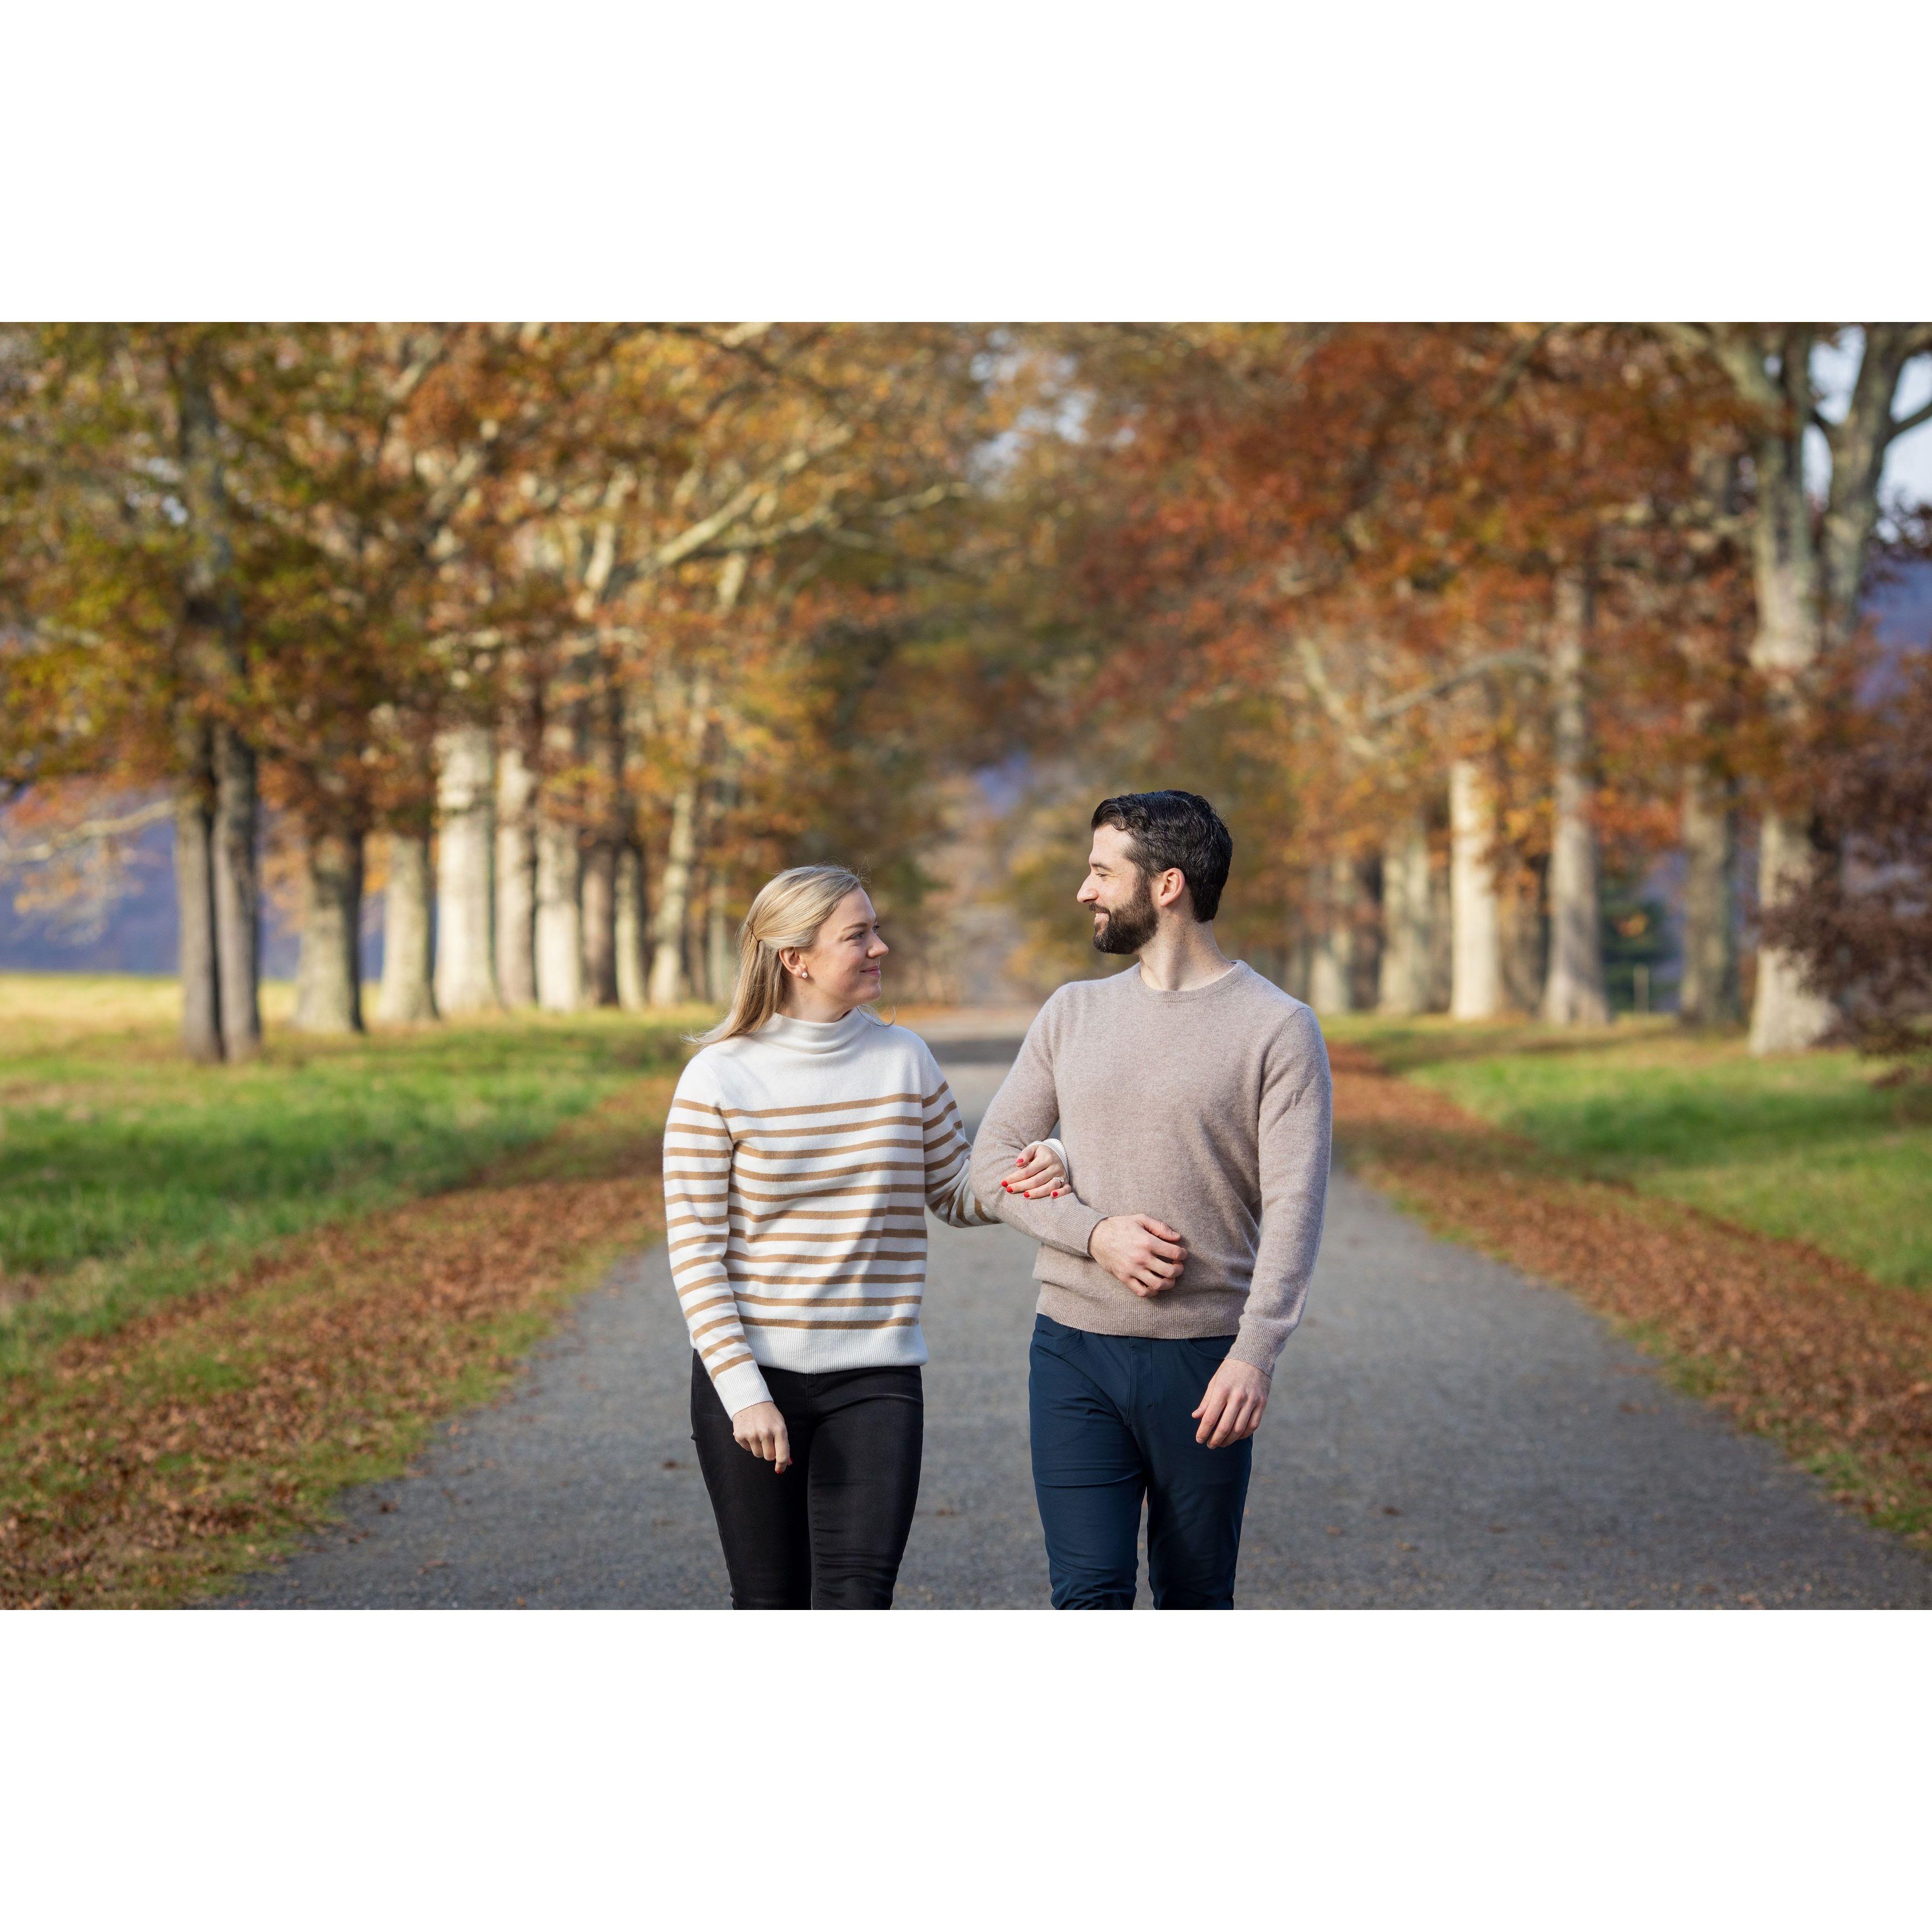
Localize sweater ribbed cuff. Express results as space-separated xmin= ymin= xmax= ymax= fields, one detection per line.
xmin=1229 ymin=1322 xmax=1286 ymax=1380
xmin=1055 ymin=1199 xmax=1107 ymax=1260
xmin=712 ymin=1357 xmax=774 ymax=1417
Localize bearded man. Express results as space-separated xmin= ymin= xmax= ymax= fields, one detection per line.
xmin=972 ymin=789 xmax=1333 ymax=1609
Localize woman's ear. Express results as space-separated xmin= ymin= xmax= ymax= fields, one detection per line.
xmin=778 ymin=946 xmax=805 ymax=980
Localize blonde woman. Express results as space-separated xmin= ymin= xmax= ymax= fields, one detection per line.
xmin=663 ymin=865 xmax=1079 ymax=1609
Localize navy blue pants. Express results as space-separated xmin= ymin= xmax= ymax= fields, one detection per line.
xmin=1028 ymin=1313 xmax=1253 ymax=1609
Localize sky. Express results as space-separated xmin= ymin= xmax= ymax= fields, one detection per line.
xmin=1807 ymin=329 xmax=1932 ymax=519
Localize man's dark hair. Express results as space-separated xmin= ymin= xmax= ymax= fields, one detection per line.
xmin=1090 ymin=791 xmax=1233 ymax=923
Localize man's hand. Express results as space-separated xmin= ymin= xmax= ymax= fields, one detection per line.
xmin=731 ymin=1400 xmax=792 ymax=1474
xmin=1088 ymin=1214 xmax=1188 ymax=1297
xmin=1192 ymin=1357 xmax=1270 ymax=1447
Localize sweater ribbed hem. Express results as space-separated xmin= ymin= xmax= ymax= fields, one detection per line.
xmin=1035 ymin=1279 xmax=1247 ymax=1343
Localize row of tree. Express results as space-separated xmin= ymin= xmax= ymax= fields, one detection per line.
xmin=1 ymin=324 xmax=1015 ymax=1053
xmin=990 ymin=324 xmax=1932 ymax=1057
xmin=3 ymin=323 xmax=1927 ymax=1063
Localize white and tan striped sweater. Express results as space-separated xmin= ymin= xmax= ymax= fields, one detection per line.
xmin=663 ymin=1009 xmax=1025 ymax=1416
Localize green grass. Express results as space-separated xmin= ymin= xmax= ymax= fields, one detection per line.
xmin=0 ymin=972 xmax=708 ymax=1375
xmin=1326 ymin=1014 xmax=1932 ymax=1290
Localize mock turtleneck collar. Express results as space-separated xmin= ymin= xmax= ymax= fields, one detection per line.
xmin=756 ymin=1008 xmax=876 ymax=1055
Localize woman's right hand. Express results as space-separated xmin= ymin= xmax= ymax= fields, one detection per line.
xmin=731 ymin=1400 xmax=792 ymax=1474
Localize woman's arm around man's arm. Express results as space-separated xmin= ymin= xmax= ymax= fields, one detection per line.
xmin=968 ymin=1003 xmax=1108 ymax=1258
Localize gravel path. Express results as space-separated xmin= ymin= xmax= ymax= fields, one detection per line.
xmin=223 ymin=1037 xmax=1932 ymax=1609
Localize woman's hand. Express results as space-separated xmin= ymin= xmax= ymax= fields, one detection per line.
xmin=731 ymin=1400 xmax=792 ymax=1473
xmin=1003 ymin=1140 xmax=1070 ymax=1200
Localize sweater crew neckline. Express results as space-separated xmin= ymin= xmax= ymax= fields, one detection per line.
xmin=1127 ymin=959 xmax=1252 ymax=1003
xmin=755 ymin=1008 xmax=878 ymax=1055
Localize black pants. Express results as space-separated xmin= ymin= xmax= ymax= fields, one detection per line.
xmin=690 ymin=1354 xmax=924 ymax=1609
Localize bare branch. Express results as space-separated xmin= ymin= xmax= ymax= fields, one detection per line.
xmin=1294 ymin=636 xmax=1383 ymax=762
xmin=1658 ymin=322 xmax=1784 ymax=413
xmin=0 ymin=795 xmax=173 ymax=868
xmin=1458 ymin=323 xmax=1561 ymax=436
xmin=603 ymin=428 xmax=857 ymax=599
xmin=1885 ymin=391 xmax=1932 ymax=447
xmin=1366 ymin=649 xmax=1547 ymax=726
xmin=700 ymin=480 xmax=967 ymax=556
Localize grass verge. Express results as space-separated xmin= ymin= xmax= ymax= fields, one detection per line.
xmin=1325 ymin=1014 xmax=1932 ymax=1290
xmin=0 ymin=1069 xmax=679 ymax=1608
xmin=0 ymin=972 xmax=707 ymax=1374
xmin=1329 ymin=1039 xmax=1932 ymax=1554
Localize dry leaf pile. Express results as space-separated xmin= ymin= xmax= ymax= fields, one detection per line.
xmin=1331 ymin=1043 xmax=1932 ymax=1551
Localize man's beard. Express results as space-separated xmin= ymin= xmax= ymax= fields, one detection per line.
xmin=1091 ymin=872 xmax=1158 ymax=956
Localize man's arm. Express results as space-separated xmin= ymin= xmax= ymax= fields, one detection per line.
xmin=1192 ymin=1006 xmax=1333 ymax=1448
xmin=970 ymin=1000 xmax=1106 ymax=1259
xmin=1230 ymin=1004 xmax=1334 ymax=1377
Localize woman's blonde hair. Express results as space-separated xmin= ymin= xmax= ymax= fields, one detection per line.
xmin=693 ymin=864 xmax=879 ymax=1046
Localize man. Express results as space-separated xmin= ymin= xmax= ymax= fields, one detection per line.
xmin=972 ymin=789 xmax=1333 ymax=1609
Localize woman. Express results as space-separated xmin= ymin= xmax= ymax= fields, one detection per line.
xmin=663 ymin=864 xmax=1079 ymax=1609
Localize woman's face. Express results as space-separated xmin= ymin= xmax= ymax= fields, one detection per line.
xmin=789 ymin=889 xmax=888 ymax=1009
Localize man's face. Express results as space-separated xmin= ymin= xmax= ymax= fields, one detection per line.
xmin=1078 ymin=823 xmax=1160 ymax=956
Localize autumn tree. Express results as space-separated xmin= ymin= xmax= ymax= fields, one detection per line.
xmin=1659 ymin=325 xmax=1932 ymax=1052
xmin=986 ymin=322 xmax=1761 ymax=1033
xmin=0 ymin=325 xmax=274 ymax=1059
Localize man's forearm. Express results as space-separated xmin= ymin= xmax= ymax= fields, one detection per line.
xmin=974 ymin=1117 xmax=1106 ymax=1257
xmin=970 ymin=1031 xmax=1106 ymax=1258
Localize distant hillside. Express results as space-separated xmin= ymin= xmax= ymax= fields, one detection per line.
xmin=0 ymin=819 xmax=305 ymax=978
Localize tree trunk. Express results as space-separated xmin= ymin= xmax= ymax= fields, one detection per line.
xmin=580 ymin=683 xmax=623 ymax=1007
xmin=173 ymin=743 xmax=222 ymax=1064
xmin=1284 ymin=924 xmax=1313 ymax=1005
xmin=494 ymin=732 xmax=538 ymax=1008
xmin=647 ymin=775 xmax=697 ymax=1007
xmin=434 ymin=722 xmax=497 ymax=1014
xmin=1308 ymin=854 xmax=1359 ymax=1015
xmin=535 ymin=819 xmax=583 ymax=1012
xmin=1351 ymin=856 xmax=1382 ymax=1009
xmin=376 ymin=830 xmax=437 ymax=1023
xmin=1746 ymin=523 xmax=1835 ymax=1051
xmin=1450 ymin=758 xmax=1502 ymax=1020
xmin=535 ymin=707 xmax=583 ymax=1013
xmin=1499 ymin=868 xmax=1546 ymax=1016
xmin=615 ymin=841 xmax=649 ymax=1012
xmin=1427 ymin=846 xmax=1453 ymax=1012
xmin=706 ymin=870 xmax=735 ymax=1004
xmin=581 ymin=847 xmax=616 ymax=1006
xmin=648 ymin=668 xmax=712 ymax=1008
xmin=1679 ymin=764 xmax=1738 ymax=1026
xmin=1741 ymin=335 xmax=1834 ymax=1055
xmin=293 ymin=827 xmax=364 ymax=1033
xmin=1742 ymin=402 xmax=1835 ymax=1056
xmin=177 ymin=336 xmax=259 ymax=1064
xmin=1542 ymin=567 xmax=1609 ymax=1026
xmin=1750 ymin=810 xmax=1834 ymax=1053
xmin=210 ymin=730 xmax=260 ymax=1063
xmin=1377 ymin=813 xmax=1432 ymax=1015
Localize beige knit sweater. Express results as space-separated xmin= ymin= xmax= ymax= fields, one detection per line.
xmin=970 ymin=962 xmax=1333 ymax=1377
